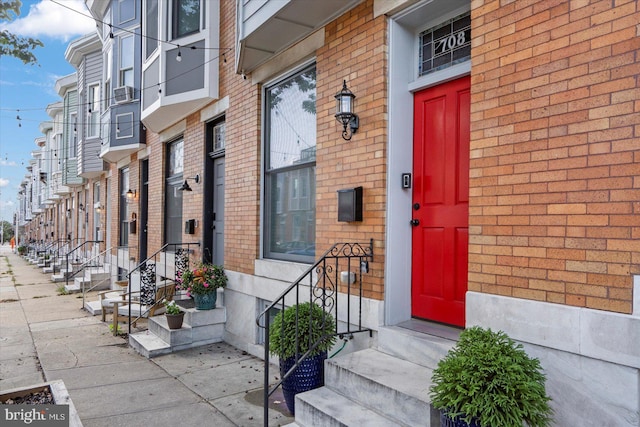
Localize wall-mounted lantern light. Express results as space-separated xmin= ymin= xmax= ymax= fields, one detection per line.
xmin=78 ymin=203 xmax=84 ymax=212
xmin=179 ymin=174 xmax=200 ymax=192
xmin=126 ymin=188 xmax=137 ymax=201
xmin=335 ymin=80 xmax=359 ymax=140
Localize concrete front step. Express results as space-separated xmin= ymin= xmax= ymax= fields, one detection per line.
xmin=377 ymin=324 xmax=457 ymax=370
xmin=129 ymin=306 xmax=227 ymax=358
xmin=322 ymin=348 xmax=433 ymax=426
xmin=295 ymin=386 xmax=398 ymax=427
xmin=65 ymin=274 xmax=110 ymax=294
xmin=84 ymin=300 xmax=103 ymax=316
xmin=291 ymin=324 xmax=460 ymax=427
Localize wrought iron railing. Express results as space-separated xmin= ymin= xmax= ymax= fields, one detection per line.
xmin=36 ymin=239 xmax=69 ymax=269
xmin=64 ymin=240 xmax=99 ymax=288
xmin=123 ymin=242 xmax=200 ymax=334
xmin=256 ymin=240 xmax=374 ymax=426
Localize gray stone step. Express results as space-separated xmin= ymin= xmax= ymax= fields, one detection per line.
xmin=295 ymin=386 xmax=398 ymax=427
xmin=377 ymin=325 xmax=457 ymax=369
xmin=323 ymin=348 xmax=433 ymax=426
xmin=129 ymin=307 xmax=227 ymax=358
xmin=84 ymin=300 xmax=102 ymax=316
xmin=128 ymin=331 xmax=172 ymax=358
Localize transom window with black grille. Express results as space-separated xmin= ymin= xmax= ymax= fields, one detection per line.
xmin=419 ymin=12 xmax=471 ymax=76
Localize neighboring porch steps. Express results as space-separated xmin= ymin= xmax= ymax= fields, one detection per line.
xmin=290 ymin=324 xmax=459 ymax=427
xmin=64 ymin=266 xmax=110 ymax=293
xmin=129 ymin=305 xmax=226 ymax=358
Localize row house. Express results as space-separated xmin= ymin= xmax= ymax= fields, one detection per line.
xmin=15 ymin=0 xmax=639 ymax=425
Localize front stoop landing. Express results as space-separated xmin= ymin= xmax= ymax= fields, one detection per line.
xmin=129 ymin=306 xmax=226 ymax=358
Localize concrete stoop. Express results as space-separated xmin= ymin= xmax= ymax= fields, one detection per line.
xmin=291 ymin=325 xmax=458 ymax=427
xmin=64 ymin=270 xmax=110 ymax=294
xmin=129 ymin=306 xmax=226 ymax=358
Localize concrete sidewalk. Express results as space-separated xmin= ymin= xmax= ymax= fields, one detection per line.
xmin=0 ymin=244 xmax=293 ymax=427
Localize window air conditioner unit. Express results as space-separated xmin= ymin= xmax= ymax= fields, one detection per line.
xmin=113 ymin=86 xmax=133 ymax=104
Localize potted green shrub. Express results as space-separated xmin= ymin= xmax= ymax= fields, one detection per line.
xmin=429 ymin=326 xmax=553 ymax=427
xmin=164 ymin=300 xmax=184 ymax=329
xmin=269 ymin=301 xmax=336 ymax=415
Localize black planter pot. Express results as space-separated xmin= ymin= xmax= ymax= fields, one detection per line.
xmin=440 ymin=411 xmax=481 ymax=427
xmin=279 ymin=352 xmax=327 ymax=415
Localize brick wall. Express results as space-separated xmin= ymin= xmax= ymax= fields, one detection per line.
xmin=221 ymin=0 xmax=262 ymax=274
xmin=469 ymin=0 xmax=640 ymax=313
xmin=316 ymin=0 xmax=387 ymax=300
xmin=145 ymin=131 xmax=164 ymax=256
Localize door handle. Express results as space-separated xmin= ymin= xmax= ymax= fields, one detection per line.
xmin=410 ymin=219 xmax=420 ymax=227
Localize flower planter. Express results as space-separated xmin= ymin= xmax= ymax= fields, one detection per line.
xmin=0 ymin=380 xmax=83 ymax=427
xmin=166 ymin=312 xmax=184 ymax=329
xmin=193 ymin=292 xmax=217 ymax=310
xmin=279 ymin=352 xmax=327 ymax=415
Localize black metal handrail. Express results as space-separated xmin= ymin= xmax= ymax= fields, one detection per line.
xmin=64 ymin=240 xmax=102 ymax=290
xmin=36 ymin=239 xmax=66 ymax=257
xmin=256 ymin=240 xmax=374 ymax=426
xmin=124 ymin=242 xmax=200 ymax=334
xmin=38 ymin=239 xmax=69 ymax=268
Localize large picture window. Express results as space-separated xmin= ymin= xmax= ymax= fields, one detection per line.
xmin=172 ymin=0 xmax=200 ymax=39
xmin=264 ymin=65 xmax=316 ymax=262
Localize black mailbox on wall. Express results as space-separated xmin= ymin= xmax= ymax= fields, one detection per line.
xmin=185 ymin=219 xmax=196 ymax=234
xmin=337 ymin=186 xmax=363 ymax=222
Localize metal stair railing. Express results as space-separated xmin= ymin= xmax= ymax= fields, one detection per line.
xmin=63 ymin=240 xmax=91 ymax=286
xmin=256 ymin=240 xmax=374 ymax=427
xmin=37 ymin=239 xmax=66 ymax=267
xmin=78 ymin=245 xmax=137 ymax=310
xmin=124 ymin=242 xmax=200 ymax=334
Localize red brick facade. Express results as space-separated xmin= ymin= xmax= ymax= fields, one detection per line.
xmin=469 ymin=0 xmax=640 ymax=313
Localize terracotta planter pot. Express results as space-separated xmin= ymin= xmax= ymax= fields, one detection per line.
xmin=166 ymin=312 xmax=184 ymax=329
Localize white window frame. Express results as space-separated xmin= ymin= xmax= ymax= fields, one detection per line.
xmin=171 ymin=0 xmax=201 ymax=40
xmin=116 ymin=112 xmax=134 ymax=139
xmin=119 ymin=35 xmax=134 ymax=87
xmin=118 ymin=0 xmax=136 ymax=24
xmin=87 ymin=83 xmax=100 ymax=138
xmin=144 ymin=0 xmax=159 ymax=60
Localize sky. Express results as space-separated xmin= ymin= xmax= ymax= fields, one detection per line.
xmin=0 ymin=0 xmax=96 ymax=224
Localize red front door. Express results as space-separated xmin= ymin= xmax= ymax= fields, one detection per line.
xmin=411 ymin=76 xmax=470 ymax=327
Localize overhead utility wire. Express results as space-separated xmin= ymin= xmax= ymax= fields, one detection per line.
xmin=49 ymin=0 xmax=229 ymax=51
xmin=0 ymin=48 xmax=229 ymax=116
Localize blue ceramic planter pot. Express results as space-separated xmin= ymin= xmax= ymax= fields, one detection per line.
xmin=440 ymin=411 xmax=481 ymax=427
xmin=279 ymin=352 xmax=327 ymax=415
xmin=193 ymin=292 xmax=217 ymax=310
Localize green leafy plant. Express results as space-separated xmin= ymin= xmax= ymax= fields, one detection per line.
xmin=109 ymin=324 xmax=124 ymax=335
xmin=17 ymin=245 xmax=27 ymax=255
xmin=164 ymin=300 xmax=181 ymax=315
xmin=269 ymin=301 xmax=337 ymax=360
xmin=180 ymin=263 xmax=227 ymax=296
xmin=56 ymin=285 xmax=69 ymax=295
xmin=429 ymin=326 xmax=553 ymax=427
